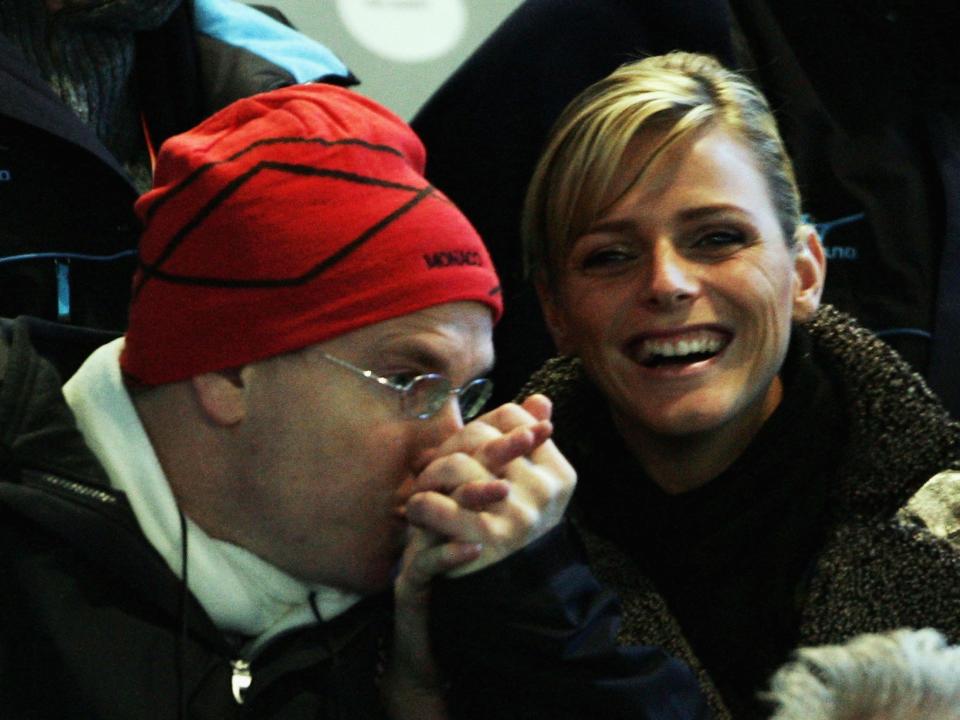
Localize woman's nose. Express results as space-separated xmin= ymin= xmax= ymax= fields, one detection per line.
xmin=642 ymin=244 xmax=698 ymax=307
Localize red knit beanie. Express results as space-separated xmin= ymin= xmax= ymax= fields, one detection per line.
xmin=121 ymin=84 xmax=502 ymax=385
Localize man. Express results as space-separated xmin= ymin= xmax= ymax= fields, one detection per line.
xmin=0 ymin=83 xmax=707 ymax=718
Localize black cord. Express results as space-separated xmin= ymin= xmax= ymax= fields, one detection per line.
xmin=307 ymin=590 xmax=322 ymax=622
xmin=308 ymin=591 xmax=343 ymax=715
xmin=176 ymin=509 xmax=190 ymax=720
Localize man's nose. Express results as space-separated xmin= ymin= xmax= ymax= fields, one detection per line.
xmin=412 ymin=398 xmax=464 ymax=472
xmin=433 ymin=396 xmax=465 ymax=436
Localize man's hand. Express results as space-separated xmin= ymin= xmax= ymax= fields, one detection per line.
xmin=403 ymin=393 xmax=575 ymax=577
xmin=383 ymin=395 xmax=576 ymax=719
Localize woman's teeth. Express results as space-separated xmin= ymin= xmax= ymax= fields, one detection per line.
xmin=638 ymin=332 xmax=727 ymax=367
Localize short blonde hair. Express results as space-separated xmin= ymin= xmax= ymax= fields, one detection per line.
xmin=766 ymin=628 xmax=960 ymax=720
xmin=522 ymin=51 xmax=802 ymax=285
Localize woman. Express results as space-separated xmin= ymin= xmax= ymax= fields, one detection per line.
xmin=520 ymin=52 xmax=960 ymax=719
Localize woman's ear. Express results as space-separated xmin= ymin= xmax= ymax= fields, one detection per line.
xmin=191 ymin=368 xmax=247 ymax=427
xmin=792 ymin=224 xmax=826 ymax=322
xmin=535 ymin=278 xmax=576 ymax=355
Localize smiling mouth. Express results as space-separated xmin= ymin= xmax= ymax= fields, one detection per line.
xmin=634 ymin=329 xmax=731 ymax=369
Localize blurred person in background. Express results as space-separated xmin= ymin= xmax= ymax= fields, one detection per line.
xmin=0 ymin=0 xmax=354 ymax=328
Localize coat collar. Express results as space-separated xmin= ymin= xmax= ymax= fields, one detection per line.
xmin=521 ymin=305 xmax=960 ymax=515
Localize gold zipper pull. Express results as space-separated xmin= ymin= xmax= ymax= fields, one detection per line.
xmin=230 ymin=659 xmax=252 ymax=705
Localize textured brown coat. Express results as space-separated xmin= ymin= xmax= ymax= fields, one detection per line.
xmin=520 ymin=306 xmax=960 ymax=718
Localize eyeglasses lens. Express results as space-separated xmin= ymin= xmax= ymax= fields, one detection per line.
xmin=403 ymin=375 xmax=451 ymax=420
xmin=403 ymin=376 xmax=493 ymax=420
xmin=458 ymin=378 xmax=493 ymax=420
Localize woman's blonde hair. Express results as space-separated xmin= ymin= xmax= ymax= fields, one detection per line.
xmin=522 ymin=52 xmax=802 ymax=286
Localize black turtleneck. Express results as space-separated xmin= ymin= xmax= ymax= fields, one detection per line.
xmin=573 ymin=327 xmax=846 ymax=719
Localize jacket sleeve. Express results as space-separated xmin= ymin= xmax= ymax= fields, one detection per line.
xmin=430 ymin=522 xmax=711 ymax=720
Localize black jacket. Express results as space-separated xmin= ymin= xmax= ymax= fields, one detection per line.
xmin=0 ymin=319 xmax=711 ymax=720
xmin=0 ymin=0 xmax=356 ymax=329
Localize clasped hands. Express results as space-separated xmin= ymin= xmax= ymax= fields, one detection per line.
xmin=404 ymin=392 xmax=576 ymax=581
xmin=383 ymin=394 xmax=577 ymax=718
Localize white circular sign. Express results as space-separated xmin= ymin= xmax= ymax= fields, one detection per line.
xmin=336 ymin=0 xmax=468 ymax=64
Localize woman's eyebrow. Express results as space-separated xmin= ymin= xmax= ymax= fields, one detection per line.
xmin=584 ymin=217 xmax=635 ymax=234
xmin=676 ymin=204 xmax=751 ymax=222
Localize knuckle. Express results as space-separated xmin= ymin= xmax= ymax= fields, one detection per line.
xmin=433 ymin=451 xmax=475 ymax=475
xmin=524 ymin=474 xmax=554 ymax=506
xmin=486 ymin=402 xmax=535 ymax=427
xmin=474 ymin=511 xmax=498 ymax=537
xmin=513 ymin=503 xmax=541 ymax=534
xmin=524 ymin=470 xmax=574 ymax=519
xmin=455 ymin=422 xmax=501 ymax=453
xmin=462 ymin=417 xmax=499 ymax=437
xmin=509 ymin=465 xmax=564 ymax=503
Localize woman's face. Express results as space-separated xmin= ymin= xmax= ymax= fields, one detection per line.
xmin=539 ymin=125 xmax=824 ymax=449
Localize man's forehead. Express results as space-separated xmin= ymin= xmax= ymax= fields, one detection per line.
xmin=331 ymin=302 xmax=495 ymax=370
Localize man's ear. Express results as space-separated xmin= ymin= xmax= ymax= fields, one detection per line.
xmin=535 ymin=278 xmax=576 ymax=356
xmin=191 ymin=368 xmax=248 ymax=427
xmin=791 ymin=224 xmax=826 ymax=323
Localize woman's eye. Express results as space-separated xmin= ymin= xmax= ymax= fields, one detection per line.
xmin=694 ymin=230 xmax=746 ymax=249
xmin=580 ymin=248 xmax=635 ymax=269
